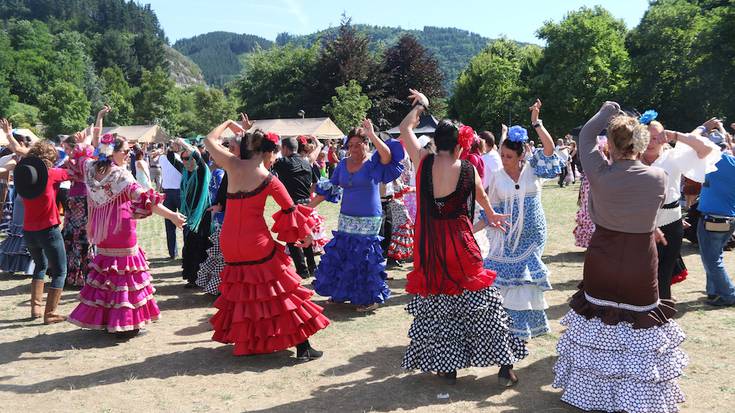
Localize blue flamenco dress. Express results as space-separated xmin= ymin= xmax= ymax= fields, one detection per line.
xmin=482 ymin=150 xmax=562 ymax=339
xmin=313 ymin=141 xmax=404 ymax=306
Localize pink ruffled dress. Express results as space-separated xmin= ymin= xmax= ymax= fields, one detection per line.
xmin=68 ymin=162 xmax=164 ymax=332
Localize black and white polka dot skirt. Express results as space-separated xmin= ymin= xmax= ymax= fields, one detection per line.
xmin=553 ymin=310 xmax=688 ymax=413
xmin=401 ymin=287 xmax=528 ymax=373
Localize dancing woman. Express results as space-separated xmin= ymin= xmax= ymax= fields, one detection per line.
xmin=398 ymin=90 xmax=527 ymax=386
xmin=309 ymin=119 xmax=405 ymax=312
xmin=167 ymin=138 xmax=212 ymax=287
xmin=0 ymin=129 xmax=34 ymax=275
xmin=477 ymin=99 xmax=562 ymax=340
xmin=204 ymin=117 xmax=329 ymax=359
xmin=68 ymin=135 xmax=185 ymax=336
xmin=552 ymin=102 xmax=688 ymax=413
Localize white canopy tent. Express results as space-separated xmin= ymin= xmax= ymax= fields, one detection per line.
xmin=220 ymin=117 xmax=345 ymax=141
xmin=0 ymin=128 xmax=40 ymax=146
xmin=101 ymin=125 xmax=171 ymax=143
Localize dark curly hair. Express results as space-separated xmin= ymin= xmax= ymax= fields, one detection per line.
xmin=501 ymin=139 xmax=524 ymax=157
xmin=27 ymin=141 xmax=58 ymax=169
xmin=239 ymin=129 xmax=278 ymax=159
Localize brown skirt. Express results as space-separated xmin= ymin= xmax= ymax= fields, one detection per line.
xmin=570 ymin=225 xmax=676 ymax=329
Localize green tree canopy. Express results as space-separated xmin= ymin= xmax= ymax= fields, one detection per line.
xmin=38 ymin=80 xmax=91 ymax=136
xmin=323 ymin=80 xmax=372 ymax=133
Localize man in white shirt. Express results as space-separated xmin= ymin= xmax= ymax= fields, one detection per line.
xmin=480 ymin=130 xmax=502 ymax=191
xmin=160 ymin=142 xmax=183 ymax=259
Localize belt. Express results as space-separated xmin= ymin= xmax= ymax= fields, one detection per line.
xmin=226 ymin=246 xmax=276 ymax=266
xmin=661 ymin=201 xmax=680 ymax=210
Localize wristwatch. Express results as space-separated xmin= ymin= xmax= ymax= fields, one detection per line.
xmin=533 ymin=120 xmax=543 ymax=128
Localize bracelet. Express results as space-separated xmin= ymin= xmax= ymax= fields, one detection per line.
xmin=413 ymin=103 xmax=427 ymax=111
xmin=533 ymin=120 xmax=543 ymax=128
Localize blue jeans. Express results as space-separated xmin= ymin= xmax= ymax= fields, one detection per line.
xmin=697 ymin=218 xmax=735 ymax=303
xmin=24 ymin=225 xmax=67 ymax=289
xmin=163 ymin=188 xmax=181 ymax=258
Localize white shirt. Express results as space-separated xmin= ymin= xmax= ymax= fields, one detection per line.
xmin=160 ymin=153 xmax=182 ymax=190
xmin=650 ymin=143 xmax=720 ymax=227
xmin=555 ymin=146 xmax=570 ymax=163
xmin=481 ymin=150 xmax=502 ymax=190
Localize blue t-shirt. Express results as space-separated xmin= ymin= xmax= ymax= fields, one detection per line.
xmin=331 ymin=159 xmax=382 ymax=217
xmin=699 ymin=152 xmax=735 ymax=217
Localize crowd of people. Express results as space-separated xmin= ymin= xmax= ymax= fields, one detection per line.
xmin=1 ymin=87 xmax=735 ymax=412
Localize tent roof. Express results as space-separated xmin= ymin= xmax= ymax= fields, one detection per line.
xmin=386 ymin=115 xmax=439 ymax=136
xmin=0 ymin=128 xmax=40 ymax=146
xmin=101 ymin=125 xmax=171 ymax=143
xmin=220 ymin=117 xmax=345 ymax=140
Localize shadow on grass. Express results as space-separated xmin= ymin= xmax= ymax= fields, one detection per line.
xmin=0 ymin=329 xmax=121 ymax=365
xmin=543 ymin=251 xmax=586 ymax=265
xmin=0 ymin=345 xmax=298 ymax=394
xmin=245 ymin=347 xmax=570 ymax=413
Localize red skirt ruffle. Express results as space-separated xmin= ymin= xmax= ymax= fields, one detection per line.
xmin=210 ymin=247 xmax=330 ymax=355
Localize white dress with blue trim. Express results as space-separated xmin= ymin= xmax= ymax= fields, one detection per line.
xmin=481 ymin=150 xmax=562 ymax=339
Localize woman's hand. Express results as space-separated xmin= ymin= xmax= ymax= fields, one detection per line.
xmin=654 ymin=228 xmax=668 ymax=246
xmin=485 ymin=211 xmax=511 ymax=232
xmin=0 ymin=118 xmax=12 ymax=135
xmin=362 ymin=118 xmax=376 ymax=139
xmin=408 ymin=88 xmax=429 ymax=109
xmin=295 ymin=234 xmax=313 ymax=248
xmin=169 ymin=212 xmax=187 ymax=229
xmin=529 ymin=99 xmax=542 ymax=123
xmin=207 ymin=204 xmax=223 ymax=213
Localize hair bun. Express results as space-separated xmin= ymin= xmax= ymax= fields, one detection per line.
xmin=631 ymin=124 xmax=651 ymax=154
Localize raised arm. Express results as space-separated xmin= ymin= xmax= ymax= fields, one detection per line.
xmin=398 ymin=89 xmax=431 ymax=168
xmin=362 ymin=118 xmax=391 ymax=165
xmin=579 ymin=101 xmax=620 ymax=177
xmin=662 ymin=120 xmax=717 ymax=159
xmin=1 ymin=119 xmax=30 ymax=157
xmin=92 ymin=105 xmax=111 ymax=148
xmin=166 ymin=145 xmax=184 ymax=173
xmin=305 ymin=136 xmax=324 ymax=164
xmin=529 ymin=99 xmax=554 ymax=157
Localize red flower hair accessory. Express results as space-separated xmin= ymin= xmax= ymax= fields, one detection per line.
xmin=458 ymin=125 xmax=475 ymax=151
xmin=297 ymin=135 xmax=309 ymax=145
xmin=100 ymin=133 xmax=115 ymax=145
xmin=265 ymin=132 xmax=280 ymax=145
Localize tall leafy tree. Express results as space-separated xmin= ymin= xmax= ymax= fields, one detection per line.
xmin=135 ymin=67 xmax=178 ymax=133
xmin=322 ymin=80 xmax=372 ymax=132
xmin=0 ymin=76 xmax=16 ymax=118
xmin=533 ymin=6 xmax=631 ymax=134
xmin=38 ymin=80 xmax=91 ymax=136
xmin=100 ymin=66 xmax=136 ymax=125
xmin=380 ymin=34 xmax=445 ymax=125
xmin=449 ymin=39 xmax=534 ymax=129
xmin=235 ymin=44 xmax=320 ymax=119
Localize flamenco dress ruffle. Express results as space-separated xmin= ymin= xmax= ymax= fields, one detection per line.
xmin=196 ymin=224 xmax=225 ymax=295
xmin=0 ymin=195 xmax=34 ymax=274
xmin=210 ymin=184 xmax=330 ymax=356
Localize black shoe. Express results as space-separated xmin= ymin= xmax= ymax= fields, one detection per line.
xmin=498 ymin=365 xmax=518 ymax=387
xmin=296 ymin=340 xmax=323 ymax=361
xmin=436 ymin=370 xmax=457 ymax=385
xmin=707 ymin=294 xmax=717 ymax=300
xmin=706 ymin=296 xmax=735 ymax=307
xmin=386 ymin=259 xmax=402 ymax=269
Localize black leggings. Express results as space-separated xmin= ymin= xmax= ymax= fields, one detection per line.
xmin=657 ymin=219 xmax=684 ymax=300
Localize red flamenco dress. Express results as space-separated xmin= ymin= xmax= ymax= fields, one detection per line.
xmin=401 ymin=155 xmax=527 ymax=373
xmin=210 ymin=174 xmax=330 ymax=356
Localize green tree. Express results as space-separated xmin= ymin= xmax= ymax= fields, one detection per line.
xmin=135 ymin=67 xmax=179 ymax=133
xmin=322 ymin=80 xmax=372 ymax=132
xmin=101 ymin=66 xmax=136 ymax=125
xmin=38 ymin=80 xmax=91 ymax=136
xmin=449 ymin=39 xmax=532 ymax=129
xmin=0 ymin=76 xmax=16 ymax=118
xmin=235 ymin=44 xmax=320 ymax=118
xmin=533 ymin=6 xmax=630 ymax=134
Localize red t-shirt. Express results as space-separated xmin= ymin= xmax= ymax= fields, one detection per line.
xmin=23 ymin=168 xmax=69 ymax=231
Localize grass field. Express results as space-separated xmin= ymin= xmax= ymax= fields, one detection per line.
xmin=1 ymin=181 xmax=734 ymax=412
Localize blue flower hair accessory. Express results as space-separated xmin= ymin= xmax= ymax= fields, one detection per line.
xmin=639 ymin=110 xmax=658 ymax=125
xmin=508 ymin=126 xmax=528 ymax=143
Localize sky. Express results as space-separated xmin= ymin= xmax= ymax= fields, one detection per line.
xmin=148 ymin=0 xmax=650 ymax=44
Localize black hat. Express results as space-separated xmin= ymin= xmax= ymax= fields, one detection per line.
xmin=14 ymin=157 xmax=48 ymax=200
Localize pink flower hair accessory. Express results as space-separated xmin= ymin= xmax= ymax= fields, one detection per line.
xmin=265 ymin=132 xmax=280 ymax=145
xmin=458 ymin=125 xmax=475 ymax=151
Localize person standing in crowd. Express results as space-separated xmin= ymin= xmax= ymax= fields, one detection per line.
xmin=68 ymin=134 xmax=185 ymax=337
xmin=573 ymin=136 xmax=608 ymax=248
xmin=298 ymin=136 xmax=329 ymax=254
xmin=385 ymin=149 xmax=415 ymax=264
xmin=639 ymin=111 xmax=719 ymax=300
xmin=478 ymin=100 xmax=561 ymax=340
xmin=553 ymin=101 xmax=687 ymax=413
xmin=159 ymin=141 xmax=182 ymax=260
xmin=1 ymin=119 xmax=69 ymax=323
xmin=327 ymin=142 xmax=339 ymax=177
xmin=480 ymin=127 xmax=504 ymax=191
xmin=398 ymin=89 xmax=527 ymax=386
xmin=697 ymin=118 xmax=735 ymax=307
xmin=148 ymin=144 xmax=163 ymax=191
xmin=310 ymin=120 xmax=404 ymax=312
xmin=167 ymin=138 xmax=212 ymax=288
xmin=204 ymin=116 xmax=329 ymax=359
xmin=271 ymin=135 xmax=322 ymax=279
xmin=0 ymin=131 xmax=35 ymax=275
xmin=60 ymin=125 xmax=96 ymax=288
xmin=134 ymin=144 xmax=152 ymax=190
xmin=567 ymin=140 xmax=578 ymax=184
xmin=402 ymin=135 xmax=432 ymax=222
xmin=555 ymin=138 xmax=570 ymax=187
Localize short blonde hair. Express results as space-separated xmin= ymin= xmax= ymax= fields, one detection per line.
xmin=608 ymin=115 xmax=650 ymax=156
